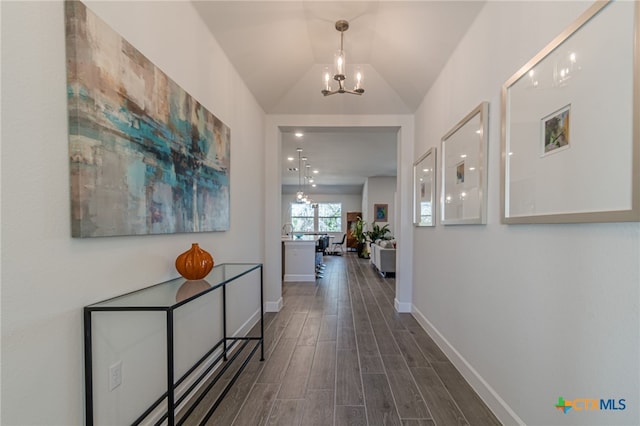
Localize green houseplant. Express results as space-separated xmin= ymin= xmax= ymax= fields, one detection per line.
xmin=350 ymin=217 xmax=368 ymax=258
xmin=366 ymin=223 xmax=391 ymax=242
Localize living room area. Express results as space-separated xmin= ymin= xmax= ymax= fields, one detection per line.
xmin=280 ymin=127 xmax=399 ymax=281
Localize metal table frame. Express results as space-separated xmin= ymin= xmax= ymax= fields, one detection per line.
xmin=83 ymin=263 xmax=264 ymax=426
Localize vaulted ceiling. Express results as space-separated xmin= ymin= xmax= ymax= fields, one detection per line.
xmin=194 ymin=1 xmax=484 ymax=115
xmin=193 ymin=1 xmax=485 ymax=190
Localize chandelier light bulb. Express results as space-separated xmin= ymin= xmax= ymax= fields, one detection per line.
xmin=323 ymin=68 xmax=331 ymax=91
xmin=354 ymin=68 xmax=364 ymax=92
xmin=334 ymin=50 xmax=346 ymax=80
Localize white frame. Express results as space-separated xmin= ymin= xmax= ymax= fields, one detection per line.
xmin=440 ymin=102 xmax=489 ymax=225
xmin=413 ymin=148 xmax=436 ymax=227
xmin=501 ymin=1 xmax=640 ymax=224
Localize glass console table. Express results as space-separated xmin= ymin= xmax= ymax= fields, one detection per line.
xmin=84 ymin=263 xmax=264 ymax=426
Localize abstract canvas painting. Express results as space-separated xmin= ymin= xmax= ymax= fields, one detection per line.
xmin=65 ymin=1 xmax=230 ymax=237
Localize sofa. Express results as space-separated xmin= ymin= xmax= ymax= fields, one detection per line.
xmin=370 ymin=240 xmax=396 ymax=277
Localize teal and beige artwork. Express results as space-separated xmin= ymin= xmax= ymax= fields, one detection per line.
xmin=65 ymin=1 xmax=230 ymax=237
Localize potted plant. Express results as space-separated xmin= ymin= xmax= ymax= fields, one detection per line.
xmin=350 ymin=217 xmax=368 ymax=258
xmin=366 ymin=223 xmax=391 ymax=243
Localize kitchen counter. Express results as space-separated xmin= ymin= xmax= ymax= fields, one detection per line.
xmin=281 ymin=235 xmax=319 ymax=282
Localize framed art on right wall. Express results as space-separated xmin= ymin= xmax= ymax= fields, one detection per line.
xmin=441 ymin=102 xmax=489 ymax=225
xmin=413 ymin=147 xmax=436 ymax=227
xmin=501 ymin=0 xmax=639 ymax=224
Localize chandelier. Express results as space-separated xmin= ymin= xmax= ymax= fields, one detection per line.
xmin=321 ymin=20 xmax=364 ymax=96
xmin=295 ymin=148 xmax=313 ymax=204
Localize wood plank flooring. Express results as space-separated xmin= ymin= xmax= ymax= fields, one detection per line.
xmin=182 ymin=254 xmax=501 ymax=426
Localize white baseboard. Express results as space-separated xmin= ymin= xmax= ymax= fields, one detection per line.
xmin=411 ymin=305 xmax=524 ymax=426
xmin=394 ymin=298 xmax=412 ymax=313
xmin=265 ymin=297 xmax=283 ymax=312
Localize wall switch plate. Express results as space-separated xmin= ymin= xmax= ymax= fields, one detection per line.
xmin=109 ymin=361 xmax=122 ymax=391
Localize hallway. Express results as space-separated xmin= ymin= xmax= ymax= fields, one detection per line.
xmin=184 ymin=254 xmax=501 ymax=425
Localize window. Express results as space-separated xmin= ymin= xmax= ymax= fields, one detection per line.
xmin=291 ymin=203 xmax=314 ymax=232
xmin=318 ymin=202 xmax=342 ymax=232
xmin=290 ymin=202 xmax=342 ymax=233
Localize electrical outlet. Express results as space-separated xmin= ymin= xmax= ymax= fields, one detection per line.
xmin=109 ymin=361 xmax=122 ymax=391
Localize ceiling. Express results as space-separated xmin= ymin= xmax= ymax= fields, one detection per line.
xmin=280 ymin=126 xmax=399 ymax=195
xmin=193 ymin=1 xmax=486 ymax=192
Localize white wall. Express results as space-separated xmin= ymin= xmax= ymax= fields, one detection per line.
xmin=412 ymin=2 xmax=639 ymax=425
xmin=1 ymin=1 xmax=265 ymax=424
xmin=364 ymin=176 xmax=397 ymax=237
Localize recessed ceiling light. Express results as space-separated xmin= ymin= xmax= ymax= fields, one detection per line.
xmin=313 ymin=170 xmax=319 ymax=174
xmin=295 ymin=132 xmax=303 ymax=138
xmin=312 ymin=184 xmax=317 ymax=187
xmin=460 ymin=154 xmax=467 ymax=158
xmin=287 ymin=157 xmax=294 ymax=161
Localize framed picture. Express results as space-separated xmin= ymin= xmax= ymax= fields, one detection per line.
xmin=65 ymin=1 xmax=231 ymax=237
xmin=374 ymin=204 xmax=388 ymax=222
xmin=501 ymin=1 xmax=639 ymax=224
xmin=456 ymin=161 xmax=465 ymax=183
xmin=541 ymin=104 xmax=571 ymax=157
xmin=440 ymin=102 xmax=489 ymax=225
xmin=413 ymin=148 xmax=436 ymax=227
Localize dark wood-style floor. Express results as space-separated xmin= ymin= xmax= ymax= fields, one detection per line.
xmin=182 ymin=253 xmax=501 ymax=425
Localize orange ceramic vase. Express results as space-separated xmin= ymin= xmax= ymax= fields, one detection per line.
xmin=175 ymin=243 xmax=214 ymax=280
